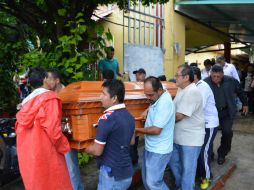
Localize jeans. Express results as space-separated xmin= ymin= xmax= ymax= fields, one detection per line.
xmin=142 ymin=149 xmax=171 ymax=190
xmin=65 ymin=149 xmax=85 ymax=190
xmin=97 ymin=165 xmax=132 ymax=190
xmin=169 ymin=144 xmax=201 ymax=190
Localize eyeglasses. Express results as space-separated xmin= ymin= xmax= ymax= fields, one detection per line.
xmin=175 ymin=74 xmax=186 ymax=78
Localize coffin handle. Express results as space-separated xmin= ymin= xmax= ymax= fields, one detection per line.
xmin=61 ymin=118 xmax=72 ymax=134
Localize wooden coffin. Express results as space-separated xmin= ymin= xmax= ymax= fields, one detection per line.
xmin=58 ymin=81 xmax=177 ymax=150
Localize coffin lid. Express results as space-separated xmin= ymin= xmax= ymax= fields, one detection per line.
xmin=58 ymin=81 xmax=177 ymax=103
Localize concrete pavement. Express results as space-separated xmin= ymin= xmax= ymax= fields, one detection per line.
xmin=1 ymin=114 xmax=253 ymax=190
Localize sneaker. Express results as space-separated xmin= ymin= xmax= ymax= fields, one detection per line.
xmin=200 ymin=178 xmax=209 ymax=189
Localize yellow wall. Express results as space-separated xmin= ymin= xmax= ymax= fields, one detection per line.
xmin=164 ymin=1 xmax=186 ymax=79
xmin=100 ymin=8 xmax=124 ymax=70
xmin=185 ymin=52 xmax=217 ymax=69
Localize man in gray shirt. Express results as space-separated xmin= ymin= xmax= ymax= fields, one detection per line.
xmin=169 ymin=64 xmax=205 ymax=190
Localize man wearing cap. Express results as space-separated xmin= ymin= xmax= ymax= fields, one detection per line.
xmin=204 ymin=64 xmax=248 ymax=165
xmin=133 ymin=68 xmax=146 ymax=82
xmin=216 ymin=54 xmax=240 ymax=82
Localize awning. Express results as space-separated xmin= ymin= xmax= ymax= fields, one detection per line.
xmin=175 ymin=0 xmax=254 ymax=44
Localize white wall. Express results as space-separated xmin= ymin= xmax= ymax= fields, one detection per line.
xmin=124 ymin=44 xmax=164 ymax=81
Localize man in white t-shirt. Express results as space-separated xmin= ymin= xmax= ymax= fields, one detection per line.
xmin=169 ymin=64 xmax=205 ymax=190
xmin=192 ymin=67 xmax=219 ymax=189
xmin=201 ymin=59 xmax=212 ymax=80
xmin=216 ymin=54 xmax=240 ymax=82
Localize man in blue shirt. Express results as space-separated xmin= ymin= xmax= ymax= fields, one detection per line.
xmin=136 ymin=76 xmax=175 ymax=190
xmin=85 ymin=80 xmax=135 ymax=190
xmin=98 ymin=46 xmax=123 ymax=80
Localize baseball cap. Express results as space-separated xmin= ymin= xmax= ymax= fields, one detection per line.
xmin=133 ymin=68 xmax=146 ymax=75
xmin=216 ymin=54 xmax=225 ymax=60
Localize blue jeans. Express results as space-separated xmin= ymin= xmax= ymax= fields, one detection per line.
xmin=142 ymin=149 xmax=172 ymax=190
xmin=169 ymin=144 xmax=201 ymax=190
xmin=97 ymin=165 xmax=132 ymax=190
xmin=65 ymin=149 xmax=85 ymax=190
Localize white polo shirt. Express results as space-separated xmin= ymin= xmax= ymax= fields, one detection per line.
xmin=223 ymin=63 xmax=240 ymax=82
xmin=196 ymin=80 xmax=219 ymax=128
xmin=174 ymin=83 xmax=205 ymax=146
xmin=201 ymin=68 xmax=210 ymax=80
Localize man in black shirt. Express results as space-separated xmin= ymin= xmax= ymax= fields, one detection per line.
xmin=204 ymin=64 xmax=248 ymax=165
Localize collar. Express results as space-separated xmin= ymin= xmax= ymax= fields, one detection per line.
xmin=196 ymin=80 xmax=202 ymax=86
xmin=224 ymin=62 xmax=229 ymax=68
xmin=106 ymin=57 xmax=114 ymax=62
xmin=104 ymin=103 xmax=126 ymax=113
xmin=150 ymin=90 xmax=167 ymax=107
xmin=22 ymin=87 xmax=49 ymax=106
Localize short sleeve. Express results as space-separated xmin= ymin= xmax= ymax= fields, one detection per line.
xmin=95 ymin=117 xmax=114 ymax=145
xmin=153 ymin=102 xmax=174 ymax=128
xmin=151 ymin=93 xmax=175 ymax=128
xmin=176 ymin=90 xmax=199 ymax=117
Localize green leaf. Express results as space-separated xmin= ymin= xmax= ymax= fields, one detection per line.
xmin=80 ymin=56 xmax=88 ymax=64
xmin=105 ymin=29 xmax=113 ymax=41
xmin=75 ymin=12 xmax=83 ymax=19
xmin=78 ymin=25 xmax=87 ymax=34
xmin=69 ymin=56 xmax=77 ymax=63
xmin=75 ymin=63 xmax=82 ymax=70
xmin=95 ymin=25 xmax=104 ymax=36
xmin=58 ymin=9 xmax=67 ymax=16
xmin=66 ymin=68 xmax=73 ymax=73
xmin=75 ymin=71 xmax=83 ymax=79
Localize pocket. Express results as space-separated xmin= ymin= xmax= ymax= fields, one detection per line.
xmin=100 ymin=165 xmax=113 ymax=177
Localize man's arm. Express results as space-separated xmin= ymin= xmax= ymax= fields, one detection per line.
xmin=234 ymin=78 xmax=248 ymax=114
xmin=86 ymin=117 xmax=113 ymax=156
xmin=176 ymin=112 xmax=185 ymax=122
xmin=130 ymin=133 xmax=136 ymax=145
xmin=85 ymin=142 xmax=105 ymax=156
xmin=136 ymin=126 xmax=162 ymax=135
xmin=98 ymin=70 xmax=103 ymax=81
xmin=42 ymin=98 xmax=70 ymax=154
xmin=231 ymin=65 xmax=240 ymax=82
xmin=116 ymin=64 xmax=122 ymax=78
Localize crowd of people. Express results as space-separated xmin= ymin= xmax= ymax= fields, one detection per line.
xmin=14 ymin=51 xmax=252 ymax=190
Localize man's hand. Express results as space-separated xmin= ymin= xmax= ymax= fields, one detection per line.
xmin=84 ymin=142 xmax=105 ymax=156
xmin=242 ymin=106 xmax=248 ymax=115
xmin=135 ymin=126 xmax=162 ymax=135
xmin=130 ymin=133 xmax=136 ymax=145
xmin=175 ymin=112 xmax=185 ymax=122
xmin=141 ymin=108 xmax=149 ymax=120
